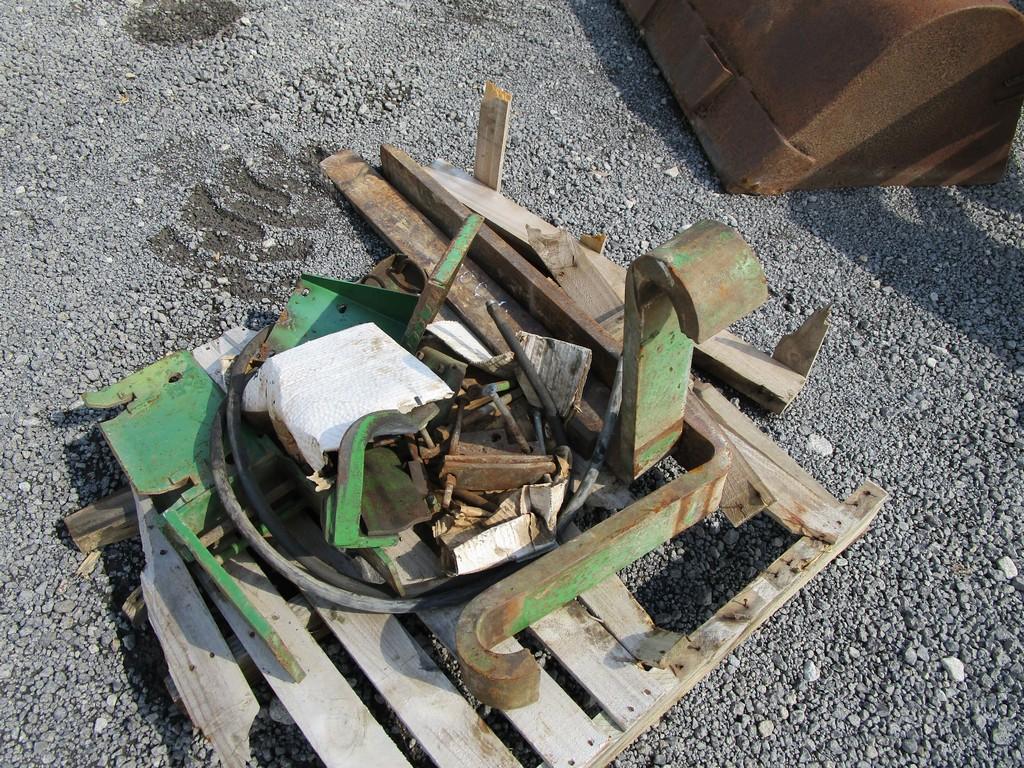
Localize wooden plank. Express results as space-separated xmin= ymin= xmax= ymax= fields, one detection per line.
xmin=136 ymin=495 xmax=258 ymax=768
xmin=525 ymin=226 xmax=625 ymax=331
xmin=689 ymin=381 xmax=860 ymax=542
xmin=667 ymin=482 xmax=887 ymax=675
xmin=64 ymin=486 xmax=135 ymax=553
xmin=516 ymin=332 xmax=592 ymax=418
xmin=579 ymin=233 xmax=608 ymax=255
xmin=578 ymin=576 xmax=682 ymax=669
xmin=320 ymin=149 xmax=545 ymax=355
xmin=561 ymin=522 xmax=682 ymax=668
xmin=421 ymin=607 xmax=611 ymax=768
xmin=379 ymin=144 xmax=621 ymax=386
xmin=583 ymin=482 xmax=887 ymax=768
xmin=474 ymin=81 xmax=512 ymax=192
xmin=204 ymin=553 xmax=410 ymax=768
xmin=427 ymin=159 xmax=830 ymax=412
xmin=693 ymin=330 xmax=806 ymax=414
xmin=529 ymin=602 xmax=677 ymax=730
xmin=307 ymin=597 xmax=521 ymax=768
xmin=773 ymin=305 xmax=831 ymax=378
xmin=426 ymin=160 xmax=626 ymax=332
xmin=362 ymin=528 xmax=448 ymax=596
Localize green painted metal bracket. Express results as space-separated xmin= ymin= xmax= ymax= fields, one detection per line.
xmin=324 ymin=408 xmax=436 ymax=549
xmin=455 ymin=406 xmax=731 ymax=709
xmin=615 ymin=221 xmax=768 ymax=479
xmin=401 ymin=213 xmax=482 ymax=350
xmin=162 ymin=508 xmax=306 ymax=682
xmin=266 ymin=274 xmax=418 ymax=354
xmin=84 ymin=352 xmax=223 ymax=495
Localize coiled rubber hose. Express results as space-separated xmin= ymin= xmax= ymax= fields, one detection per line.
xmin=209 ymin=327 xmax=524 ymax=612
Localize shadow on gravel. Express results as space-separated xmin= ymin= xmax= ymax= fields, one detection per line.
xmin=626 ymin=514 xmax=798 ymax=636
xmin=55 ymin=408 xmax=202 ymax=761
xmin=782 ymin=173 xmax=1024 ymax=368
xmin=568 ymin=1 xmax=1024 ymax=369
xmin=565 ymin=0 xmax=718 ymax=190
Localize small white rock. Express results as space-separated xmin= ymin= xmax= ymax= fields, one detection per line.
xmin=805 ymin=434 xmax=834 ymax=457
xmin=757 ymin=719 xmax=775 ymax=738
xmin=926 ymin=357 xmax=937 ymax=368
xmin=268 ymin=698 xmax=294 ymax=725
xmin=262 ymin=238 xmax=277 ymax=249
xmin=663 ymin=166 xmax=680 ymax=178
xmin=996 ymin=556 xmax=1018 ymax=580
xmin=240 ymin=15 xmax=252 ymax=25
xmin=942 ymin=656 xmax=966 ymax=683
xmin=94 ymin=716 xmax=109 ymax=734
xmin=802 ymin=659 xmax=820 ymax=682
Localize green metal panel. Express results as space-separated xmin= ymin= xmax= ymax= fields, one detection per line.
xmin=83 ymin=352 xmax=222 ymax=495
xmin=266 ymin=274 xmax=417 ymax=353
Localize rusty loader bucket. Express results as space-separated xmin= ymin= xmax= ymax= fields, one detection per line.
xmin=622 ymin=0 xmax=1024 ymax=193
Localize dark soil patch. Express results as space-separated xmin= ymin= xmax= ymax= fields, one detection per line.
xmin=127 ymin=0 xmax=242 ymax=45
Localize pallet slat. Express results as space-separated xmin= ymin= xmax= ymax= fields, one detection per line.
xmin=307 ymin=596 xmax=521 ymax=768
xmin=529 ymin=603 xmax=677 ymax=730
xmin=204 ymin=554 xmax=411 ymax=768
xmin=136 ymin=496 xmax=258 ymax=768
xmin=421 ymin=607 xmax=611 ymax=768
xmin=582 ymin=482 xmax=888 ymax=767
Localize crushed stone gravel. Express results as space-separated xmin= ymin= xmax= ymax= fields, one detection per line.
xmin=0 ymin=1 xmax=1022 ymax=766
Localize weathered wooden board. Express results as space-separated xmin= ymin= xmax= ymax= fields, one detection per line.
xmin=205 ymin=553 xmax=411 ymax=768
xmin=474 ymin=81 xmax=512 ymax=192
xmin=689 ymin=382 xmax=858 ymax=541
xmin=379 ymin=144 xmax=621 ymax=386
xmin=694 ymin=330 xmax=807 ymax=414
xmin=65 ymin=486 xmax=135 ymax=553
xmin=307 ymin=596 xmax=520 ymax=768
xmin=529 ymin=602 xmax=677 ymax=730
xmin=773 ymin=306 xmax=831 ymax=378
xmin=320 ymin=149 xmax=546 ymax=355
xmin=421 ymin=606 xmax=611 ymax=768
xmin=426 ymin=160 xmax=626 ymax=332
xmin=516 ymin=332 xmax=592 ymax=418
xmin=581 ymin=482 xmax=887 ymax=768
xmin=136 ymin=495 xmax=258 ymax=768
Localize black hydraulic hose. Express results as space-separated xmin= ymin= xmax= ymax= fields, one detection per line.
xmin=556 ymin=356 xmax=624 ymax=540
xmin=211 ymin=327 xmax=534 ymax=612
xmin=485 ymin=300 xmax=569 ymax=447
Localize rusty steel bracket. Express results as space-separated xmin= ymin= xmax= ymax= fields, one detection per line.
xmin=615 ymin=221 xmax=767 ymax=479
xmin=455 ymin=406 xmax=730 ymax=709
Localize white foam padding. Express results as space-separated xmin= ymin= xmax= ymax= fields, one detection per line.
xmin=242 ymin=323 xmax=453 ymax=472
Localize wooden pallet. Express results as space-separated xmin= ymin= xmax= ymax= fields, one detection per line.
xmin=126 ymin=479 xmax=885 ymax=768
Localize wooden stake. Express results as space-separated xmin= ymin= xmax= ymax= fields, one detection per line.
xmin=474 ymin=81 xmax=512 ymax=192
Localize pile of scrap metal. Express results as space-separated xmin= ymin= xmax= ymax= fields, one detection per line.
xmin=71 ymin=83 xmax=888 ymax=767
xmin=623 ymin=0 xmax=1024 ymax=193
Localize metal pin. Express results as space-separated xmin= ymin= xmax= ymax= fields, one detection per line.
xmin=482 ymin=383 xmax=532 ymax=453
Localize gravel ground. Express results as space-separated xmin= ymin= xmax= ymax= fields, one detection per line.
xmin=1 ymin=1 xmax=1022 ymax=766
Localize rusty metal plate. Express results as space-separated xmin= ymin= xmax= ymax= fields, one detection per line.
xmin=624 ymin=0 xmax=1024 ymax=193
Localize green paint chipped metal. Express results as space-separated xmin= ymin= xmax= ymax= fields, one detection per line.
xmin=163 ymin=509 xmax=306 ymax=682
xmin=83 ymin=352 xmax=223 ymax=495
xmin=266 ymin=274 xmax=418 ymax=353
xmin=401 ymin=214 xmax=482 ymax=350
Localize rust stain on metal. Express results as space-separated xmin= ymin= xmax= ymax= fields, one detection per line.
xmin=455 ymin=407 xmax=731 ymax=709
xmin=623 ymin=0 xmax=1024 ymax=193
